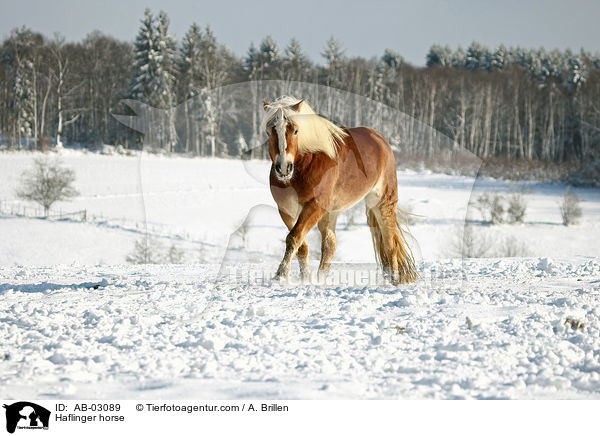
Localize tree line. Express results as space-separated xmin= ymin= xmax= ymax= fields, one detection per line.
xmin=1 ymin=8 xmax=599 ymax=164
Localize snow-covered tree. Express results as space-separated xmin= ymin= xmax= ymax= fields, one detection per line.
xmin=243 ymin=43 xmax=259 ymax=80
xmin=283 ymin=38 xmax=310 ymax=81
xmin=381 ymin=49 xmax=403 ymax=70
xmin=371 ymin=49 xmax=403 ymax=101
xmin=451 ymin=46 xmax=466 ymax=68
xmin=257 ymin=35 xmax=281 ymax=79
xmin=13 ymin=59 xmax=35 ymax=142
xmin=321 ymin=36 xmax=345 ymax=87
xmin=128 ymin=9 xmax=177 ymax=151
xmin=179 ymin=23 xmax=203 ymax=99
xmin=2 ymin=28 xmax=38 ymax=148
xmin=489 ymin=45 xmax=507 ymax=71
xmin=426 ymin=44 xmax=451 ymax=67
xmin=565 ymin=54 xmax=586 ymax=94
xmin=129 ymin=9 xmax=156 ymax=104
xmin=154 ymin=11 xmax=177 ymax=106
xmin=322 ymin=36 xmax=344 ymax=69
xmin=465 ymin=42 xmax=490 ymax=71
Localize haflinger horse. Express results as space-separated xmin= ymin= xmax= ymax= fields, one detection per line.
xmin=263 ymin=96 xmax=419 ymax=285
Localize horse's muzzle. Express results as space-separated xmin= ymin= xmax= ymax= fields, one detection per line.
xmin=275 ymin=162 xmax=294 ymax=181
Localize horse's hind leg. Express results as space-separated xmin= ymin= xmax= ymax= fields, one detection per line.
xmin=278 ymin=209 xmax=311 ymax=281
xmin=317 ymin=212 xmax=338 ymax=282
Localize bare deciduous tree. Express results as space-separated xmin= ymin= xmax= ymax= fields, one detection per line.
xmin=15 ymin=156 xmax=78 ymax=216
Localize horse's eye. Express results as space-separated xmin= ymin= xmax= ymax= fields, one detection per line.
xmin=294 ymin=130 xmax=298 ymax=135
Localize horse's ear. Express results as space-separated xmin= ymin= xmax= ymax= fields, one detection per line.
xmin=290 ymin=100 xmax=304 ymax=112
xmin=263 ymin=101 xmax=270 ymax=111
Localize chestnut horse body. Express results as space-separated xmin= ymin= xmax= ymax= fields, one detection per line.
xmin=263 ymin=96 xmax=418 ymax=285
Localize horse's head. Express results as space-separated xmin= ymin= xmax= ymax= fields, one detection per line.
xmin=264 ymin=100 xmax=303 ymax=183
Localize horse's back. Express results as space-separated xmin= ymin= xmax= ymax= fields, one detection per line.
xmin=332 ymin=126 xmax=396 ymax=210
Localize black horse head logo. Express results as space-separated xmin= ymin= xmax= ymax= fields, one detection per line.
xmin=3 ymin=402 xmax=50 ymax=433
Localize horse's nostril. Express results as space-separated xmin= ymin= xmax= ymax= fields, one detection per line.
xmin=275 ymin=162 xmax=281 ymax=173
xmin=287 ymin=163 xmax=293 ymax=173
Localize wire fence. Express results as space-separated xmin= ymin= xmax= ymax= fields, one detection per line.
xmin=0 ymin=199 xmax=196 ymax=242
xmin=0 ymin=200 xmax=87 ymax=221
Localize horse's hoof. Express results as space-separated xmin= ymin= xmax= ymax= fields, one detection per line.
xmin=317 ymin=272 xmax=328 ymax=285
xmin=300 ymin=270 xmax=312 ymax=284
xmin=272 ymin=272 xmax=288 ymax=282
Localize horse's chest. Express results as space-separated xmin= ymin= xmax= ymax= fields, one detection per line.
xmin=270 ymin=184 xmax=300 ymax=217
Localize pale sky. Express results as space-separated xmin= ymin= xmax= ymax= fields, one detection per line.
xmin=1 ymin=0 xmax=599 ymax=65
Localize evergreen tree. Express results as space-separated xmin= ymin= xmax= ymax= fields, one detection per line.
xmin=489 ymin=44 xmax=506 ymax=71
xmin=381 ymin=49 xmax=403 ymax=69
xmin=465 ymin=41 xmax=489 ymax=70
xmin=129 ymin=9 xmax=157 ymax=104
xmin=371 ymin=49 xmax=403 ymax=101
xmin=257 ymin=35 xmax=281 ymax=79
xmin=153 ymin=11 xmax=177 ymax=107
xmin=128 ymin=9 xmax=177 ymax=151
xmin=243 ymin=43 xmax=259 ymax=80
xmin=179 ymin=23 xmax=203 ymax=153
xmin=179 ymin=22 xmax=203 ymax=99
xmin=322 ymin=36 xmax=345 ymax=69
xmin=198 ymin=25 xmax=229 ymax=88
xmin=426 ymin=44 xmax=451 ymax=67
xmin=284 ymin=38 xmax=310 ymax=81
xmin=451 ymin=46 xmax=466 ymax=68
xmin=13 ymin=57 xmax=35 ymax=143
xmin=1 ymin=28 xmax=38 ymax=147
xmin=154 ymin=11 xmax=177 ymax=152
xmin=321 ymin=36 xmax=345 ymax=86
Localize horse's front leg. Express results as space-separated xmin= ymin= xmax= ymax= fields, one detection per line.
xmin=275 ymin=200 xmax=326 ymax=280
xmin=278 ymin=209 xmax=311 ymax=282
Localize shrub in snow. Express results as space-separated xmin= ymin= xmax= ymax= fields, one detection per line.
xmin=446 ymin=225 xmax=493 ymax=258
xmin=127 ymin=236 xmax=186 ymax=264
xmin=474 ymin=192 xmax=527 ymax=225
xmin=490 ymin=195 xmax=505 ymax=224
xmin=166 ymin=244 xmax=185 ymax=264
xmin=15 ymin=157 xmax=79 ymax=216
xmin=126 ymin=236 xmax=164 ymax=264
xmin=495 ymin=235 xmax=530 ymax=257
xmin=446 ymin=226 xmax=531 ymax=258
xmin=506 ymin=193 xmax=527 ymax=223
xmin=473 ymin=193 xmax=492 ymax=222
xmin=559 ymin=188 xmax=582 ymax=225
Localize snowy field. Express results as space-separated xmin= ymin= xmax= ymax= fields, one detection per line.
xmin=0 ymin=150 xmax=599 ymax=399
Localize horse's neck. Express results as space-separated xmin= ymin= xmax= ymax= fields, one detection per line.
xmin=295 ymin=152 xmax=314 ymax=170
xmin=295 ymin=151 xmax=333 ymax=172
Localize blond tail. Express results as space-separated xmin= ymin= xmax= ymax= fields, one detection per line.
xmin=366 ymin=207 xmax=419 ymax=285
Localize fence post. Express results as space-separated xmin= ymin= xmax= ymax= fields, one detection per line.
xmin=82 ymin=210 xmax=87 ymax=222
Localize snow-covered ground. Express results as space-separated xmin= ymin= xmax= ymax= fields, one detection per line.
xmin=1 ymin=259 xmax=599 ymax=399
xmin=0 ymin=150 xmax=599 ymax=399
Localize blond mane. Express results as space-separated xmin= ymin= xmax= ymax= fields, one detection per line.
xmin=262 ymin=96 xmax=347 ymax=158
